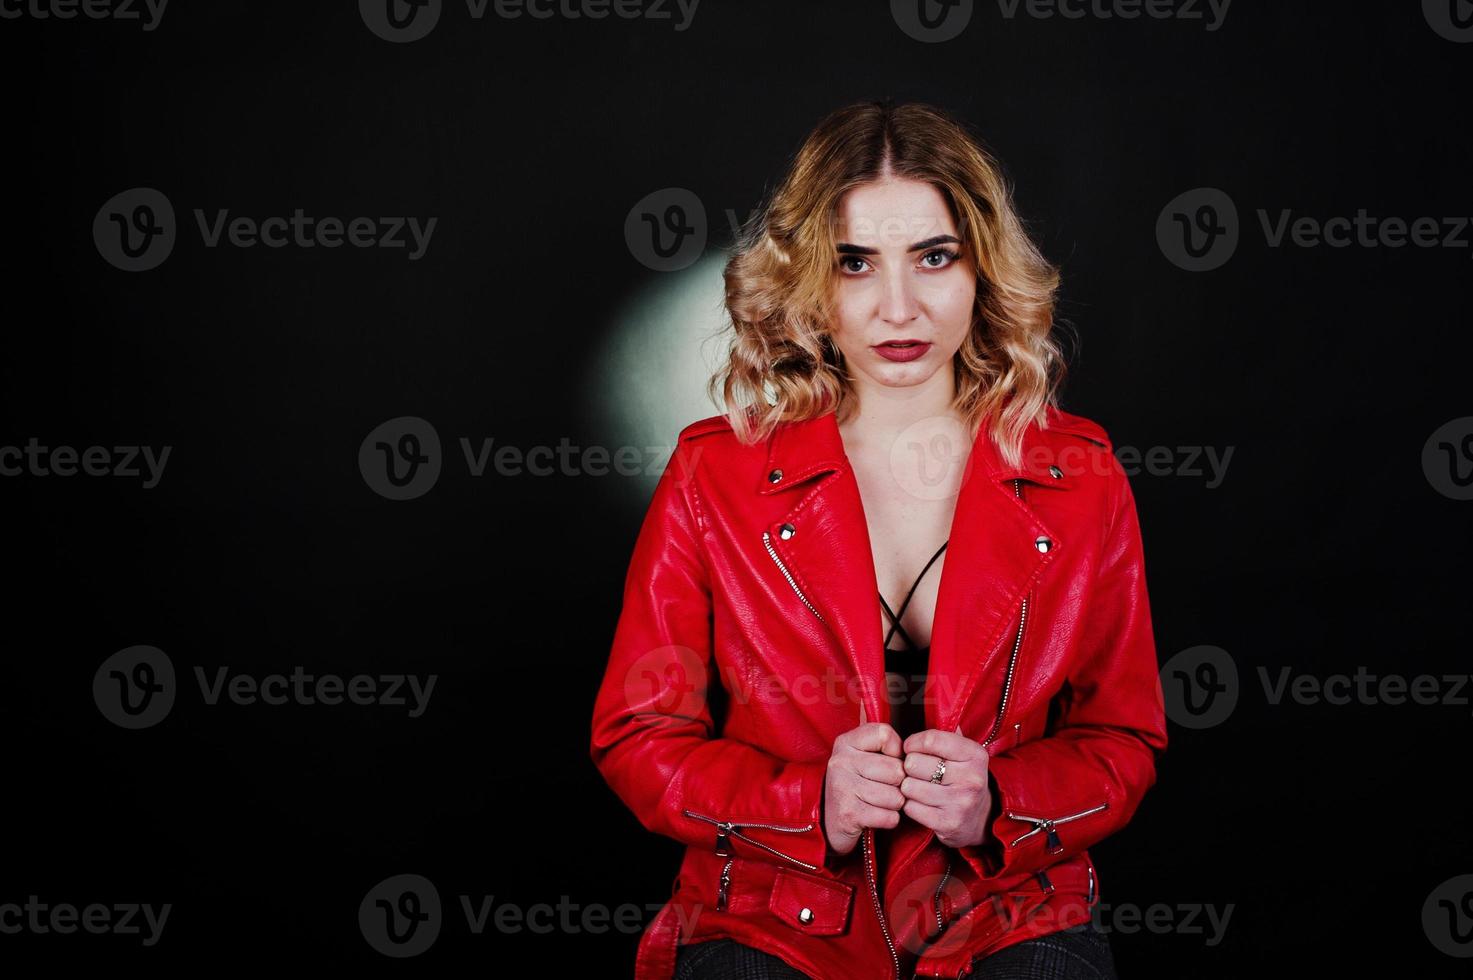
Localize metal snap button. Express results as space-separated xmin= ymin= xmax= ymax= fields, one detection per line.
xmin=798 ymin=907 xmax=815 ymax=925
xmin=779 ymin=523 xmax=797 ymax=540
xmin=1035 ymin=535 xmax=1052 ymax=553
xmin=1048 ymin=465 xmax=1063 ymax=479
xmin=768 ymin=468 xmax=783 ymax=483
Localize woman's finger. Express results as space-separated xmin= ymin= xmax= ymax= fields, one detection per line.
xmin=854 ymin=800 xmax=902 ymax=831
xmin=901 ymin=797 xmax=945 ymax=832
xmin=854 ymin=777 xmax=906 ymax=811
xmin=903 ymin=728 xmax=986 ymax=762
xmin=902 ymin=751 xmax=943 ymax=781
xmin=898 ymin=775 xmax=949 ymax=806
xmin=855 ymin=752 xmax=906 ymax=785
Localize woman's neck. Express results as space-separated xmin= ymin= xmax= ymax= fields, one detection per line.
xmin=838 ymin=373 xmax=962 ymax=451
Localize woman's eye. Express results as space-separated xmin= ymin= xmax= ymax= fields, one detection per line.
xmin=839 ymin=256 xmax=870 ymax=274
xmin=921 ymin=248 xmax=959 ymax=269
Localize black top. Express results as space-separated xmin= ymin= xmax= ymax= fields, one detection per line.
xmin=880 ymin=539 xmax=948 ymax=740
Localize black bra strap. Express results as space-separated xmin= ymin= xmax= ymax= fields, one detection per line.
xmin=880 ymin=539 xmax=949 ymax=652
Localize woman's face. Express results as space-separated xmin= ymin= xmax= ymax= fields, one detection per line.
xmin=828 ymin=177 xmax=977 ymax=395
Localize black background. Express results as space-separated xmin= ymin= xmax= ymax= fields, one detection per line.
xmin=2 ymin=1 xmax=1470 ymax=975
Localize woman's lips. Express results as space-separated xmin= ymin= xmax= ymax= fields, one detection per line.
xmin=872 ymin=341 xmax=932 ymax=363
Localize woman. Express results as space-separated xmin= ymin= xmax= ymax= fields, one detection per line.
xmin=590 ymin=100 xmax=1167 ymax=980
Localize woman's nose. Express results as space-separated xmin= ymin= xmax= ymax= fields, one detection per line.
xmin=877 ymin=270 xmax=920 ymax=325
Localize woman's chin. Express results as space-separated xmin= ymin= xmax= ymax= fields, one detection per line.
xmin=865 ymin=360 xmax=940 ymax=386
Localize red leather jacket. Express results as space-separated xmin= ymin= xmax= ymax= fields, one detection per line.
xmin=590 ymin=404 xmax=1167 ymax=980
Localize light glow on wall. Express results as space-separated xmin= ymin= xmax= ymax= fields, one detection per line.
xmin=586 ymin=251 xmax=732 ymax=505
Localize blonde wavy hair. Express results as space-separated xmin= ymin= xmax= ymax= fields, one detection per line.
xmin=707 ymin=100 xmax=1071 ymax=468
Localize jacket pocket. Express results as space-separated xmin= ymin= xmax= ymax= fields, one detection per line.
xmin=767 ymin=867 xmax=854 ymax=936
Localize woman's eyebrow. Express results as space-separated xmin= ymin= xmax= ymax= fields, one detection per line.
xmin=835 ymin=234 xmax=962 ymax=255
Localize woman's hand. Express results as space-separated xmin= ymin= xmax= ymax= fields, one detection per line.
xmin=822 ymin=720 xmax=907 ymax=856
xmin=899 ymin=729 xmax=994 ymax=848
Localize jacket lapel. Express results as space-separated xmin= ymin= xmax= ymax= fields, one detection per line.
xmin=758 ymin=413 xmax=887 ymax=719
xmin=927 ymin=431 xmax=1060 ymax=734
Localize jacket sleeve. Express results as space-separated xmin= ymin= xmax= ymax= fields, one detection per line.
xmin=589 ymin=436 xmax=832 ymax=873
xmin=959 ymin=452 xmax=1168 ymax=883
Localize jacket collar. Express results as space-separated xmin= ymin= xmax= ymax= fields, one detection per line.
xmin=757 ymin=404 xmax=1084 ymax=496
xmin=755 ymin=407 xmax=1071 ymax=732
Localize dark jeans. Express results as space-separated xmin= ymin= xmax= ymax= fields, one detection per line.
xmin=673 ymin=921 xmax=1118 ymax=980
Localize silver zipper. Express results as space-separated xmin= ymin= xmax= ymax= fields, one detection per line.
xmin=1005 ymin=801 xmax=1110 ymax=850
xmin=716 ymin=856 xmax=734 ymax=911
xmin=1087 ymin=863 xmax=1096 ymax=906
xmin=923 ymin=477 xmax=1030 ymax=952
xmin=981 ymin=479 xmax=1031 ymax=749
xmin=863 ymin=830 xmax=902 ymax=979
xmin=681 ymin=809 xmax=820 ymax=870
xmin=762 ymin=529 xmax=825 ymax=622
xmin=932 ymin=856 xmax=952 ymax=934
xmin=682 ymin=809 xmax=815 ymax=834
xmin=762 ymin=528 xmax=897 ymax=977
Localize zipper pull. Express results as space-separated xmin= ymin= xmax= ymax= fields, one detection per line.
xmin=715 ymin=821 xmax=734 ymax=856
xmin=1035 ymin=869 xmax=1054 ymax=894
xmin=1043 ymin=821 xmax=1063 ymax=854
xmin=716 ymin=857 xmax=733 ymax=911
